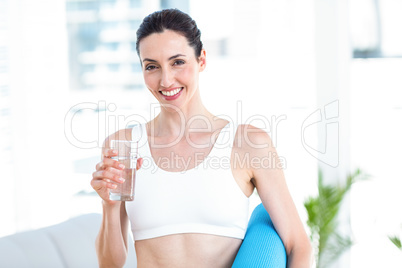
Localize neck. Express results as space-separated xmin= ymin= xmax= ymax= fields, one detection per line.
xmin=150 ymin=90 xmax=217 ymax=137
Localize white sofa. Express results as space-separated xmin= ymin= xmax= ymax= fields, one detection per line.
xmin=0 ymin=204 xmax=287 ymax=267
xmin=0 ymin=213 xmax=137 ymax=268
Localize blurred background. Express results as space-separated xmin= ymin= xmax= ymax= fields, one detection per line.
xmin=0 ymin=0 xmax=401 ymax=267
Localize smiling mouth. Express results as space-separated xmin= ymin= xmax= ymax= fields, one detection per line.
xmin=160 ymin=87 xmax=183 ymax=97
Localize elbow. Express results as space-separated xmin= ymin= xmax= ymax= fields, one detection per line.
xmin=286 ymin=237 xmax=314 ymax=267
xmin=298 ymin=236 xmax=313 ymax=255
xmin=97 ymin=252 xmax=127 ymax=268
xmin=98 ymin=260 xmax=126 ymax=268
xmin=97 ymin=248 xmax=128 ymax=268
xmin=302 ymin=239 xmax=315 ymax=268
xmin=296 ymin=237 xmax=313 ymax=265
xmin=305 ymin=240 xmax=314 ymax=266
xmin=95 ymin=235 xmax=127 ymax=268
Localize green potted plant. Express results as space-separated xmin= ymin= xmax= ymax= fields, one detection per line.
xmin=304 ymin=169 xmax=365 ymax=267
xmin=389 ymin=234 xmax=402 ymax=251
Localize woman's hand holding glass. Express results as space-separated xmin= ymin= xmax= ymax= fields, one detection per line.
xmin=91 ymin=149 xmax=143 ymax=205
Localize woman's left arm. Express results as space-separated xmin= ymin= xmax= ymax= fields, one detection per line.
xmin=243 ymin=125 xmax=313 ymax=268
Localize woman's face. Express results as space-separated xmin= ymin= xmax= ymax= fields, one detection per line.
xmin=138 ymin=30 xmax=206 ymax=109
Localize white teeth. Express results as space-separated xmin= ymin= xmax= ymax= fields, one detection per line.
xmin=161 ymin=88 xmax=182 ymax=96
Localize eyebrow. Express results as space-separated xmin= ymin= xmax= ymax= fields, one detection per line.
xmin=142 ymin=54 xmax=186 ymax=63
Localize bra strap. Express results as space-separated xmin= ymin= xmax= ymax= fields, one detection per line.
xmin=131 ymin=124 xmax=142 ymax=142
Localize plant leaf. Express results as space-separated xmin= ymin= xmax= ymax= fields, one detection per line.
xmin=388 ymin=235 xmax=402 ymax=250
xmin=319 ymin=232 xmax=353 ymax=267
xmin=303 ymin=168 xmax=367 ymax=268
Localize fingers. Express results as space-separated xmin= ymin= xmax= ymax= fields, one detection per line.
xmin=97 ymin=156 xmax=142 ymax=171
xmin=90 ymin=177 xmax=117 ymax=191
xmin=92 ymin=168 xmax=124 ymax=184
xmin=91 ymin=149 xmax=127 ymax=203
xmin=136 ymin=158 xmax=143 ymax=170
xmin=94 ymin=156 xmax=142 ymax=185
xmin=91 ymin=166 xmax=122 ymax=202
xmin=92 ymin=149 xmax=142 ymax=203
xmin=96 ymin=157 xmax=125 ymax=171
xmin=96 ymin=148 xmax=118 ymax=170
xmin=103 ymin=148 xmax=118 ymax=158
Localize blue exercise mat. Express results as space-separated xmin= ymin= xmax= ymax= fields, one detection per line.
xmin=232 ymin=203 xmax=287 ymax=268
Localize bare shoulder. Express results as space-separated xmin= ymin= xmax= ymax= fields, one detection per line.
xmin=234 ymin=124 xmax=274 ymax=153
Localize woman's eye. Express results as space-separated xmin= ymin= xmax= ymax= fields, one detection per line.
xmin=145 ymin=65 xmax=157 ymax=71
xmin=173 ymin=60 xmax=185 ymax=66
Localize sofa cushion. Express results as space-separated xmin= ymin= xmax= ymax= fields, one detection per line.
xmin=0 ymin=225 xmax=73 ymax=268
xmin=0 ymin=213 xmax=137 ymax=268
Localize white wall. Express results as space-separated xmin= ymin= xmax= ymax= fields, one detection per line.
xmin=193 ymin=0 xmax=318 ymax=229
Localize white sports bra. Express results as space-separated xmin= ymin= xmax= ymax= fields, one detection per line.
xmin=125 ymin=121 xmax=249 ymax=241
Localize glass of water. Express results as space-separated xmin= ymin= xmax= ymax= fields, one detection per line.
xmin=109 ymin=140 xmax=138 ymax=201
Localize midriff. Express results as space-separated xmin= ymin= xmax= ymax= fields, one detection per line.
xmin=134 ymin=233 xmax=242 ymax=268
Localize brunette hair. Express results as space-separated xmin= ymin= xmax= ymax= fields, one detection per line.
xmin=136 ymin=9 xmax=203 ymax=57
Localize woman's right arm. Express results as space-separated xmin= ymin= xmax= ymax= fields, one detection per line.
xmin=96 ymin=201 xmax=129 ymax=268
xmin=91 ymin=135 xmax=142 ymax=268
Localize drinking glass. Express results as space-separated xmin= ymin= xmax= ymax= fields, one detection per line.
xmin=109 ymin=140 xmax=138 ymax=201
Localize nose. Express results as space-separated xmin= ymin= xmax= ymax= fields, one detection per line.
xmin=160 ymin=69 xmax=174 ymax=88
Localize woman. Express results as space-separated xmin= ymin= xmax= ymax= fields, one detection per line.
xmin=91 ymin=9 xmax=312 ymax=268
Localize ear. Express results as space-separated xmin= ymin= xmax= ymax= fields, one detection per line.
xmin=198 ymin=49 xmax=206 ymax=72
